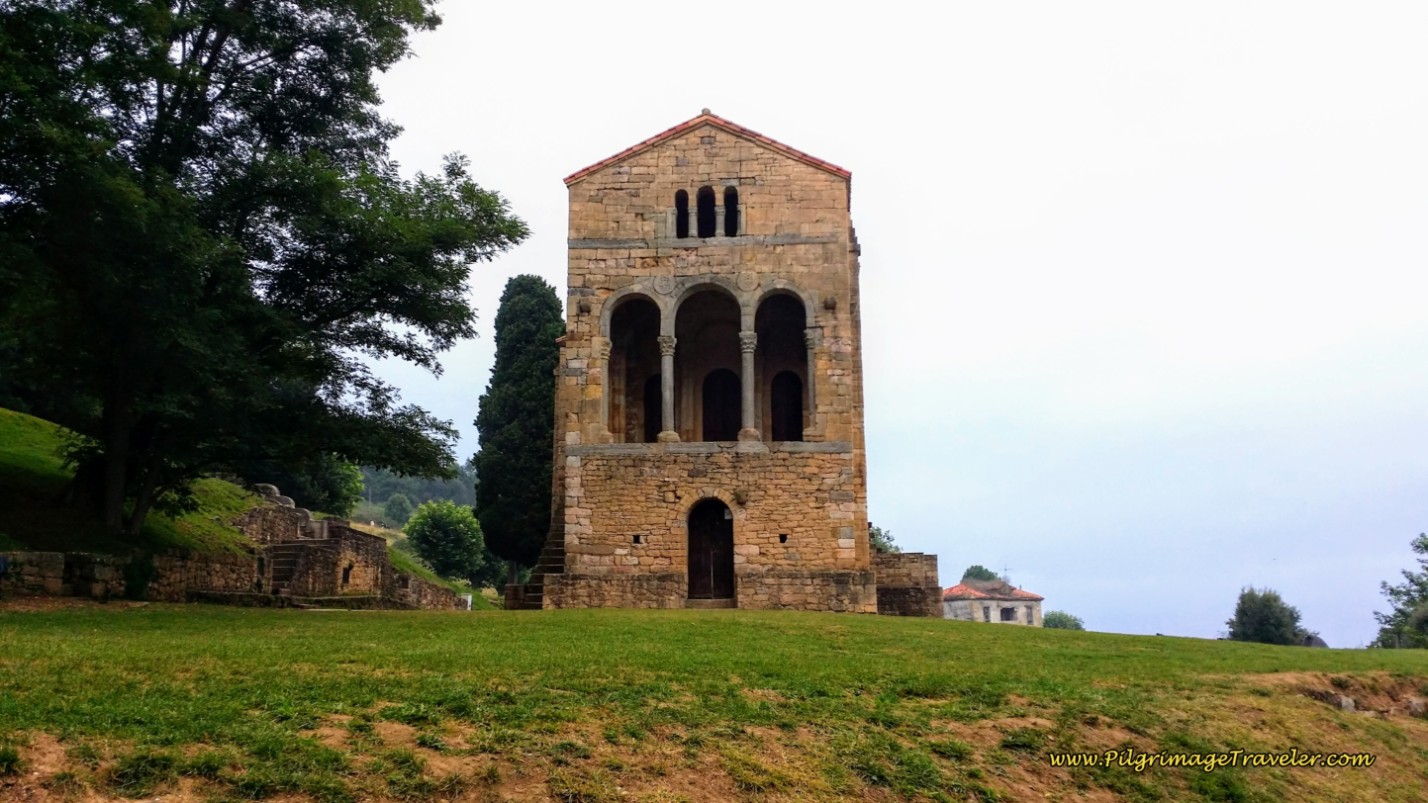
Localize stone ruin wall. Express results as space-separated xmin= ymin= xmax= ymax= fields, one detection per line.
xmin=0 ymin=499 xmax=463 ymax=610
xmin=871 ymin=552 xmax=942 ymax=617
xmin=281 ymin=522 xmax=390 ymax=598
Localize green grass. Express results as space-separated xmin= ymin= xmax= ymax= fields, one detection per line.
xmin=1 ymin=607 xmax=1426 ymax=801
xmin=0 ymin=408 xmax=257 ymax=554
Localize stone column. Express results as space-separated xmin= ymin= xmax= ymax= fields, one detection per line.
xmin=738 ymin=331 xmax=760 ymax=441
xmin=804 ymin=327 xmax=821 ymax=436
xmin=657 ymin=335 xmax=679 ymax=442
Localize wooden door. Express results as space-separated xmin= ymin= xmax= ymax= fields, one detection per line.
xmin=688 ymin=500 xmax=734 ymax=599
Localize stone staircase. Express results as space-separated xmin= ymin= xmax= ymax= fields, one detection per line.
xmin=265 ymin=541 xmax=319 ymax=596
xmin=510 ymin=533 xmax=565 ymax=610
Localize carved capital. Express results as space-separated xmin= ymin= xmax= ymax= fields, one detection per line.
xmin=657 ymin=335 xmax=677 ymax=357
xmin=739 ymin=331 xmax=758 ymax=354
xmin=803 ymin=327 xmax=823 ymax=350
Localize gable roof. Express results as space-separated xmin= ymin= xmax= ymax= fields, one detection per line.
xmin=564 ymin=110 xmax=852 ymax=186
xmin=942 ymin=582 xmax=1045 ymax=602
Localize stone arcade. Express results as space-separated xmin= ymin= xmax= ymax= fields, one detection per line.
xmin=512 ymin=112 xmax=939 ymax=613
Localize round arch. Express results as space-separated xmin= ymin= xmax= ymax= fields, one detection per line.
xmin=598 ymin=286 xmax=667 ymax=339
xmin=752 ymin=280 xmax=819 ymax=328
xmin=668 ymin=277 xmax=743 ymax=336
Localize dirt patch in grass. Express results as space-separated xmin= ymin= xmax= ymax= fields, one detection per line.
xmin=1248 ymin=671 xmax=1428 ymax=718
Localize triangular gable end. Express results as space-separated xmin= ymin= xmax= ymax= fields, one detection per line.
xmin=564 ymin=110 xmax=852 ymax=186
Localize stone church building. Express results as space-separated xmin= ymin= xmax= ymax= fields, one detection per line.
xmin=515 ymin=111 xmax=938 ymax=613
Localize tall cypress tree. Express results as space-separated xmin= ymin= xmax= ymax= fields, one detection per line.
xmin=474 ymin=275 xmax=564 ymax=580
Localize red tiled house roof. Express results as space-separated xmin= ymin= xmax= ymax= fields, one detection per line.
xmin=942 ymin=582 xmax=1045 ymax=602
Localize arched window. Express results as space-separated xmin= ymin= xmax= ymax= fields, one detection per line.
xmin=674 ymin=288 xmax=740 ymax=442
xmin=755 ymin=293 xmax=809 ymax=443
xmin=770 ymin=371 xmax=803 ymax=441
xmin=723 ymin=186 xmax=740 ymax=236
xmin=702 ymin=369 xmax=740 ymax=441
xmin=696 ymin=186 xmax=716 ymax=238
xmin=607 ymin=296 xmax=661 ymax=442
xmin=674 ymin=190 xmax=689 ymax=239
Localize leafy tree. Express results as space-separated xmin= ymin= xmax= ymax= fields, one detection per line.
xmin=235 ymin=454 xmax=363 ymax=516
xmin=384 ymin=494 xmax=414 ymax=527
xmin=869 ymin=523 xmax=899 ymax=554
xmin=1226 ymin=587 xmax=1310 ymax=646
xmin=0 ymin=0 xmax=527 ymax=538
xmin=360 ymin=463 xmax=475 ymax=509
xmin=1373 ymin=533 xmax=1428 ymax=648
xmin=962 ymin=565 xmax=999 ymax=583
xmin=473 ymin=276 xmax=563 ymax=581
xmin=404 ymin=500 xmax=484 ymax=582
xmin=1042 ymin=611 xmax=1084 ymax=630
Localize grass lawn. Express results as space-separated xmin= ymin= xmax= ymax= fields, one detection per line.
xmin=1 ymin=606 xmax=1427 ymax=802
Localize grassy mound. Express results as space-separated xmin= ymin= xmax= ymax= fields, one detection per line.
xmin=0 ymin=409 xmax=257 ymax=554
xmin=0 ymin=606 xmax=1425 ymax=802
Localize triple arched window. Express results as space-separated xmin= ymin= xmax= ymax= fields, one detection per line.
xmin=674 ymin=186 xmax=740 ymax=239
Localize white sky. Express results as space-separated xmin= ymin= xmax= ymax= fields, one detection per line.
xmin=374 ymin=1 xmax=1428 ymax=646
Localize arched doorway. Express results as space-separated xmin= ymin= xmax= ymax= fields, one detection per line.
xmin=687 ymin=499 xmax=734 ymax=600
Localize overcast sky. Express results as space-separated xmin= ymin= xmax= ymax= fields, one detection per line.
xmin=373 ymin=1 xmax=1428 ymax=647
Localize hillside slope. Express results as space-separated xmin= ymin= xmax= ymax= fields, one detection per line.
xmin=0 ymin=408 xmax=256 ymax=554
xmin=0 ymin=607 xmax=1426 ymax=802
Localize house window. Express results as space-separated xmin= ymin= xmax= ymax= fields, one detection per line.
xmin=723 ymin=186 xmax=740 ymax=236
xmin=1000 ymin=607 xmax=1017 ymax=622
xmin=696 ymin=186 xmax=716 ymax=237
xmin=982 ymin=605 xmax=991 ymax=623
xmin=674 ymin=190 xmax=689 ymax=239
xmin=1025 ymin=605 xmax=1034 ymax=625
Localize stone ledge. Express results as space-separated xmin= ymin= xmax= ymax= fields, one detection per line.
xmin=567 ymin=441 xmax=852 ymax=457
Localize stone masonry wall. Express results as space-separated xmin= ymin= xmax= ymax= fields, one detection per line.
xmin=0 ymin=505 xmax=462 ymax=610
xmin=234 ymin=505 xmax=312 ymax=544
xmin=283 ymin=524 xmax=389 ymax=598
xmin=562 ymin=444 xmax=865 ymax=575
xmin=872 ymin=552 xmax=942 ymax=617
xmin=1 ymin=550 xmax=257 ymax=601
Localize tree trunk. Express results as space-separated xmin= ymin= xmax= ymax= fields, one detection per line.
xmin=100 ymin=400 xmax=136 ymax=537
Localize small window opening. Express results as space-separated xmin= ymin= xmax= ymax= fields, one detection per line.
xmin=633 ymin=534 xmax=642 ymax=544
xmin=341 ymin=564 xmax=353 ymax=586
xmin=675 ymin=190 xmax=689 ymax=239
xmin=983 ymin=606 xmax=991 ymax=623
xmin=723 ymin=186 xmax=739 ymax=236
xmin=1025 ymin=605 xmax=1034 ymax=624
xmin=1001 ymin=607 xmax=1017 ymax=622
xmin=779 ymin=534 xmax=788 ymax=544
xmin=696 ymin=186 xmax=716 ymax=238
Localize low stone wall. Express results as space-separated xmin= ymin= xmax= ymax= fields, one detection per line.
xmin=737 ymin=569 xmax=877 ymax=612
xmin=390 ymin=574 xmax=465 ymax=610
xmin=544 ymin=572 xmax=687 ymax=609
xmin=1 ymin=549 xmax=258 ymax=601
xmin=871 ymin=552 xmax=942 ymax=617
xmin=544 ymin=568 xmax=877 ymax=612
xmin=1 ymin=552 xmax=66 ymax=595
